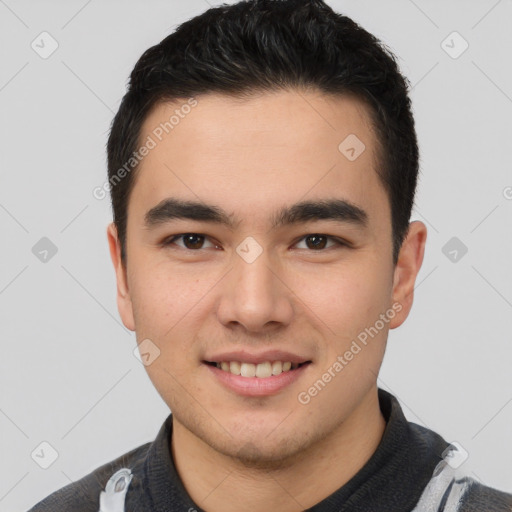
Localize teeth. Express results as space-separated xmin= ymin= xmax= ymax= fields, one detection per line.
xmin=241 ymin=362 xmax=256 ymax=377
xmin=271 ymin=361 xmax=282 ymax=375
xmin=256 ymin=361 xmax=272 ymax=378
xmin=214 ymin=360 xmax=302 ymax=378
xmin=229 ymin=361 xmax=241 ymax=375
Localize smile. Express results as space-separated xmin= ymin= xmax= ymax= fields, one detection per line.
xmin=203 ymin=360 xmax=312 ymax=397
xmin=206 ymin=360 xmax=310 ymax=378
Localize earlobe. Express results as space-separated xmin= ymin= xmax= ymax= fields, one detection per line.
xmin=107 ymin=223 xmax=135 ymax=331
xmin=389 ymin=221 xmax=427 ymax=329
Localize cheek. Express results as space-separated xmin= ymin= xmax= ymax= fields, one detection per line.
xmin=128 ymin=262 xmax=214 ymax=401
xmin=290 ymin=259 xmax=392 ymax=338
xmin=129 ymin=258 xmax=213 ymax=341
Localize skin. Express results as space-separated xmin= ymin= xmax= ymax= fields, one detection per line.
xmin=107 ymin=89 xmax=427 ymax=512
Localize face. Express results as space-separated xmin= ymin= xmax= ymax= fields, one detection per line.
xmin=108 ymin=89 xmax=425 ymax=466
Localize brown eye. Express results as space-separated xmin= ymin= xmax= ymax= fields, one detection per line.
xmin=304 ymin=235 xmax=328 ymax=250
xmin=164 ymin=233 xmax=217 ymax=250
xmin=182 ymin=234 xmax=205 ymax=249
xmin=294 ymin=234 xmax=347 ymax=251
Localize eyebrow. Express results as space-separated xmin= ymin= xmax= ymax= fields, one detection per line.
xmin=144 ymin=198 xmax=368 ymax=230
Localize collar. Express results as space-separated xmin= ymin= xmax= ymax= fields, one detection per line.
xmin=140 ymin=388 xmax=449 ymax=511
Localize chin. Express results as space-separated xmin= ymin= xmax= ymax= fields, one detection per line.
xmin=224 ymin=437 xmax=308 ymax=471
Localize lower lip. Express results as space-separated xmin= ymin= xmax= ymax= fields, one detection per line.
xmin=204 ymin=363 xmax=311 ymax=397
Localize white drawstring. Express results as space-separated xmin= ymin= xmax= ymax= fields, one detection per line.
xmin=97 ymin=446 xmax=471 ymax=512
xmin=411 ymin=444 xmax=470 ymax=512
xmin=98 ymin=468 xmax=133 ymax=512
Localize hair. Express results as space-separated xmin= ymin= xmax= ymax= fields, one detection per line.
xmin=107 ymin=0 xmax=419 ymax=265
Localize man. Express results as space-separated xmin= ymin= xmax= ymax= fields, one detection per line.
xmin=28 ymin=0 xmax=512 ymax=511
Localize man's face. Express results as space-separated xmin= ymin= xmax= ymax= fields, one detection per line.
xmin=110 ymin=90 xmax=411 ymax=464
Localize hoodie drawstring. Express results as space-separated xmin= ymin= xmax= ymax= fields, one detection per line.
xmin=98 ymin=467 xmax=132 ymax=512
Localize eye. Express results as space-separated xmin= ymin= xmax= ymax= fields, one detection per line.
xmin=162 ymin=233 xmax=348 ymax=252
xmin=294 ymin=234 xmax=346 ymax=251
xmin=164 ymin=233 xmax=219 ymax=250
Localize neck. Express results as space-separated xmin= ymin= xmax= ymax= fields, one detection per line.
xmin=171 ymin=386 xmax=386 ymax=512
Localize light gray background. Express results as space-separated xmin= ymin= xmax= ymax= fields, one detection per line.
xmin=1 ymin=1 xmax=511 ymax=510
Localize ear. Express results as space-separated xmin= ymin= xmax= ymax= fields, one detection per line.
xmin=107 ymin=222 xmax=135 ymax=331
xmin=389 ymin=221 xmax=427 ymax=329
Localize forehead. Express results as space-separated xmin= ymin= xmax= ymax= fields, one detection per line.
xmin=130 ymin=89 xmax=388 ymax=229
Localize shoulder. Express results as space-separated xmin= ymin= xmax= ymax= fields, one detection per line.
xmin=26 ymin=441 xmax=151 ymax=512
xmin=456 ymin=477 xmax=512 ymax=512
xmin=410 ymin=441 xmax=512 ymax=512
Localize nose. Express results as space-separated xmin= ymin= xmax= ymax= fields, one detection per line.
xmin=216 ymin=247 xmax=294 ymax=333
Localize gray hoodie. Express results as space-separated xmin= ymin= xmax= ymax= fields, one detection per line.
xmin=27 ymin=389 xmax=512 ymax=512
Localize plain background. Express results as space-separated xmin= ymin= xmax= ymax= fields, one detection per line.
xmin=0 ymin=1 xmax=511 ymax=510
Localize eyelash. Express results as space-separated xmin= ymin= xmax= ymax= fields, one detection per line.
xmin=162 ymin=233 xmax=349 ymax=251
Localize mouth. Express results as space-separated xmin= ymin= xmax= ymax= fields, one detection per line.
xmin=202 ymin=357 xmax=312 ymax=397
xmin=203 ymin=360 xmax=311 ymax=378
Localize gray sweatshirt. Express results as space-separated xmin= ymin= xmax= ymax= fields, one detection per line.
xmin=27 ymin=389 xmax=512 ymax=511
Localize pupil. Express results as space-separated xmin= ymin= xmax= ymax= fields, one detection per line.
xmin=184 ymin=234 xmax=204 ymax=249
xmin=182 ymin=235 xmax=328 ymax=250
xmin=307 ymin=235 xmax=326 ymax=250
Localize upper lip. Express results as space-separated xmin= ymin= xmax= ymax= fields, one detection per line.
xmin=204 ymin=350 xmax=312 ymax=365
